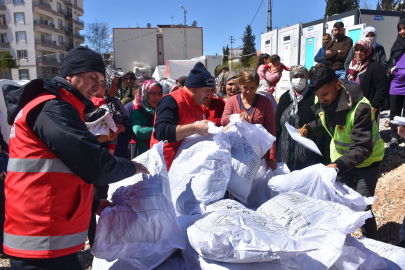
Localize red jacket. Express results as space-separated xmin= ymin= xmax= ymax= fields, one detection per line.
xmin=204 ymin=98 xmax=225 ymax=127
xmin=4 ymin=88 xmax=93 ymax=259
xmin=150 ymin=88 xmax=204 ymax=170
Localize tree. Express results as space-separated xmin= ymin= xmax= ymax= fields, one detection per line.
xmin=325 ymin=0 xmax=360 ymax=16
xmin=241 ymin=25 xmax=256 ymax=67
xmin=0 ymin=51 xmax=19 ymax=76
xmin=360 ymin=0 xmax=373 ymax=9
xmin=222 ymin=45 xmax=229 ymax=65
xmin=376 ymin=0 xmax=405 ymax=11
xmin=84 ymin=20 xmax=113 ymax=55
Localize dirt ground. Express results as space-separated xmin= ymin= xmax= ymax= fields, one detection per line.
xmin=0 ymin=111 xmax=404 ymax=270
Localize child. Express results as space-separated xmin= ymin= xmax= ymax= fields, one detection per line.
xmin=262 ymin=54 xmax=289 ymax=92
xmin=87 ymin=81 xmax=118 ymax=155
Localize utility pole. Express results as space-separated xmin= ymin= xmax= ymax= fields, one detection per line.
xmin=180 ymin=5 xmax=188 ymax=60
xmin=170 ymin=16 xmax=176 ymax=27
xmin=267 ymin=0 xmax=272 ymax=32
xmin=230 ymin=36 xmax=234 ymax=70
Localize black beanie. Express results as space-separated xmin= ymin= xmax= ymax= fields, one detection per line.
xmin=184 ymin=62 xmax=215 ymax=88
xmin=59 ymin=46 xmax=105 ymax=78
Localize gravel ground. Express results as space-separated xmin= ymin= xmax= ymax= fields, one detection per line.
xmin=0 ymin=111 xmax=404 ymax=270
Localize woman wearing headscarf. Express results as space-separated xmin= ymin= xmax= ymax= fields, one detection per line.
xmin=216 ymin=71 xmax=238 ymax=101
xmin=130 ymin=79 xmax=162 ymax=155
xmin=255 ymin=53 xmax=280 ymax=111
xmin=160 ymin=78 xmax=179 ymax=95
xmin=214 ymin=65 xmax=229 ymax=92
xmin=346 ymin=38 xmax=389 ymax=118
xmin=387 ymin=18 xmax=405 ymax=148
xmin=104 ymin=68 xmax=132 ymax=158
xmin=275 ymin=65 xmax=328 ymax=171
xmin=117 ymin=71 xmax=136 ymax=103
xmin=344 ymin=26 xmax=388 ymax=70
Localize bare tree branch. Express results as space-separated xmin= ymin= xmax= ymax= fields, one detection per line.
xmin=84 ymin=20 xmax=113 ymax=54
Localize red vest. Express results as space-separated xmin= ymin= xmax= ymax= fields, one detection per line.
xmin=4 ymin=88 xmax=93 ymax=259
xmin=150 ymin=88 xmax=204 ymax=170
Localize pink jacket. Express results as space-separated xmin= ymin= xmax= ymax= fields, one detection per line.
xmin=221 ymin=94 xmax=276 ymax=161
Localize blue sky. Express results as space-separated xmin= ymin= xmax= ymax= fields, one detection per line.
xmin=82 ymin=0 xmax=379 ymax=55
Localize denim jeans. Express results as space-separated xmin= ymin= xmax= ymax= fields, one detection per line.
xmin=10 ymin=253 xmax=82 ymax=270
xmin=335 ymin=69 xmax=346 ymax=80
xmin=400 ymin=217 xmax=405 ymax=242
xmin=337 ymin=162 xmax=381 ymax=239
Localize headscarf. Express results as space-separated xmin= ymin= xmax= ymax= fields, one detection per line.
xmin=389 ymin=18 xmax=405 ymax=63
xmin=137 ymin=79 xmax=161 ymax=115
xmin=362 ymin=26 xmax=377 ymax=47
xmin=347 ymin=38 xmax=374 ymax=82
xmin=104 ymin=68 xmax=127 ymax=125
xmin=117 ymin=71 xmax=136 ymax=100
xmin=160 ymin=79 xmax=179 ymax=95
xmin=177 ymin=76 xmax=187 ymax=87
xmin=216 ymin=71 xmax=238 ymax=97
xmin=288 ymin=65 xmax=309 ymax=116
xmin=214 ymin=65 xmax=229 ymax=78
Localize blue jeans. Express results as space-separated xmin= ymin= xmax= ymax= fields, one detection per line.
xmin=400 ymin=217 xmax=405 ymax=242
xmin=335 ymin=69 xmax=346 ymax=80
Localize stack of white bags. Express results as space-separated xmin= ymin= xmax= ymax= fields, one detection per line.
xmin=91 ymin=115 xmax=405 ymax=270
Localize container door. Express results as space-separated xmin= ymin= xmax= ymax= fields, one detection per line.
xmin=282 ymin=34 xmax=292 ymax=66
xmin=346 ymin=24 xmax=365 ymax=45
xmin=305 ymin=37 xmax=315 ymax=70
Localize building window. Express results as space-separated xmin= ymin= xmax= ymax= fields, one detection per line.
xmin=69 ymin=38 xmax=73 ymax=48
xmin=16 ymin=32 xmax=26 ymax=42
xmin=67 ymin=8 xmax=72 ymax=18
xmin=58 ymin=36 xmax=63 ymax=45
xmin=68 ymin=24 xmax=72 ymax=33
xmin=19 ymin=69 xmax=29 ymax=80
xmin=59 ymin=52 xmax=64 ymax=61
xmin=39 ymin=16 xmax=43 ymax=24
xmin=14 ymin=13 xmax=24 ymax=24
xmin=14 ymin=0 xmax=23 ymax=4
xmin=58 ymin=19 xmax=62 ymax=30
xmin=74 ymin=0 xmax=77 ymax=6
xmin=1 ymin=35 xmax=7 ymax=43
xmin=0 ymin=16 xmax=5 ymax=25
xmin=17 ymin=50 xmax=27 ymax=60
xmin=41 ymin=34 xmax=45 ymax=42
xmin=57 ymin=3 xmax=61 ymax=13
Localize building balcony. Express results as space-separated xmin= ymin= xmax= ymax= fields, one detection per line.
xmin=35 ymin=39 xmax=69 ymax=51
xmin=0 ymin=41 xmax=9 ymax=49
xmin=32 ymin=1 xmax=55 ymax=17
xmin=0 ymin=0 xmax=5 ymax=11
xmin=36 ymin=56 xmax=59 ymax=67
xmin=74 ymin=32 xmax=84 ymax=41
xmin=37 ymin=71 xmax=59 ymax=79
xmin=73 ymin=18 xmax=84 ymax=28
xmin=0 ymin=24 xmax=7 ymax=30
xmin=34 ymin=20 xmax=68 ymax=35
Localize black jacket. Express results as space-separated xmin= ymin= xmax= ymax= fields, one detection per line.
xmin=306 ymin=83 xmax=375 ymax=173
xmin=345 ymin=60 xmax=389 ymax=109
xmin=3 ymin=77 xmax=138 ymax=211
xmin=275 ymin=89 xmax=329 ymax=169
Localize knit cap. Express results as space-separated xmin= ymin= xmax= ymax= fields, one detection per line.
xmin=60 ymin=46 xmax=105 ymax=78
xmin=185 ymin=62 xmax=215 ymax=88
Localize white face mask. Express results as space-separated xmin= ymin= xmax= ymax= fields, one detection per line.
xmin=291 ymin=78 xmax=307 ymax=91
xmin=366 ymin=36 xmax=377 ymax=46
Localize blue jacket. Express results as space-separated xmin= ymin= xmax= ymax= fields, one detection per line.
xmin=314 ymin=47 xmax=330 ymax=66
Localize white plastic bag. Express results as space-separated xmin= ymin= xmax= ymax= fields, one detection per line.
xmin=344 ymin=236 xmax=387 ymax=270
xmin=355 ymin=236 xmax=405 ymax=270
xmin=86 ymin=104 xmax=118 ymax=136
xmin=91 ymin=142 xmax=185 ymax=269
xmin=329 ymin=246 xmax=367 ymax=270
xmin=168 ymin=127 xmax=232 ymax=215
xmin=247 ymin=161 xmax=290 ymax=209
xmin=225 ymin=114 xmax=276 ymax=204
xmin=201 ymin=199 xmax=247 ymax=214
xmin=187 ymin=208 xmax=311 ymax=263
xmin=268 ymin=164 xmax=376 ymax=211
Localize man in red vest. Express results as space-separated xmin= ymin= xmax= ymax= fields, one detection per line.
xmin=2 ymin=47 xmax=148 ymax=270
xmin=151 ymin=62 xmax=214 ymax=170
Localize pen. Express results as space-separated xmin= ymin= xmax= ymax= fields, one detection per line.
xmin=299 ymin=124 xmax=306 ymax=132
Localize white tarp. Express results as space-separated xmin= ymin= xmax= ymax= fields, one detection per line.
xmin=152 ymin=65 xmax=166 ymax=81
xmin=355 ymin=236 xmax=405 ymax=270
xmin=187 ymin=208 xmax=312 ymax=263
xmin=226 ymin=114 xmax=276 ymax=204
xmin=165 ymin=59 xmax=205 ymax=80
xmin=343 ymin=236 xmax=387 ymax=270
xmin=91 ymin=142 xmax=185 ymax=270
xmin=169 ymin=127 xmax=232 ymax=215
xmin=268 ymin=164 xmax=376 ymax=211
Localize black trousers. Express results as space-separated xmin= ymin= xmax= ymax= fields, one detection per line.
xmin=336 ymin=162 xmax=381 ymax=240
xmin=88 ymin=184 xmax=109 ymax=248
xmin=10 ymin=253 xmax=82 ymax=270
xmin=390 ymin=95 xmax=405 ymax=139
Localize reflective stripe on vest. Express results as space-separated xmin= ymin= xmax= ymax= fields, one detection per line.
xmin=3 ymin=230 xmax=88 ymax=251
xmin=7 ymin=158 xmax=74 ymax=174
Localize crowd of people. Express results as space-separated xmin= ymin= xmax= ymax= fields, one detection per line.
xmin=0 ymin=19 xmax=405 ymax=270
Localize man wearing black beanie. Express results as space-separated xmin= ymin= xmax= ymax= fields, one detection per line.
xmin=2 ymin=46 xmax=148 ymax=269
xmin=151 ymin=62 xmax=215 ymax=170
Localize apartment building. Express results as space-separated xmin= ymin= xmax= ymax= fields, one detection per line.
xmin=0 ymin=0 xmax=85 ymax=80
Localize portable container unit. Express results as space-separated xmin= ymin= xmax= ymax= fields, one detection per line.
xmin=275 ymin=24 xmax=300 ymax=98
xmin=300 ymin=19 xmax=324 ymax=70
xmin=261 ymin=29 xmax=278 ymax=56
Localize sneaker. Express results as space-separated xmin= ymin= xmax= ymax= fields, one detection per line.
xmin=390 ymin=137 xmax=399 ymax=148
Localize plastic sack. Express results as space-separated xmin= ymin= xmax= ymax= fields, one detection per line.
xmin=355 ymin=236 xmax=405 ymax=270
xmin=201 ymin=199 xmax=247 ymax=214
xmin=85 ymin=104 xmax=118 ymax=136
xmin=91 ymin=142 xmax=185 ymax=269
xmin=168 ymin=127 xmax=232 ymax=215
xmin=329 ymin=246 xmax=367 ymax=270
xmin=225 ymin=114 xmax=276 ymax=204
xmin=246 ymin=161 xmax=290 ymax=209
xmin=268 ymin=164 xmax=376 ymax=211
xmin=187 ymin=208 xmax=311 ymax=263
xmin=344 ymin=236 xmax=387 ymax=270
